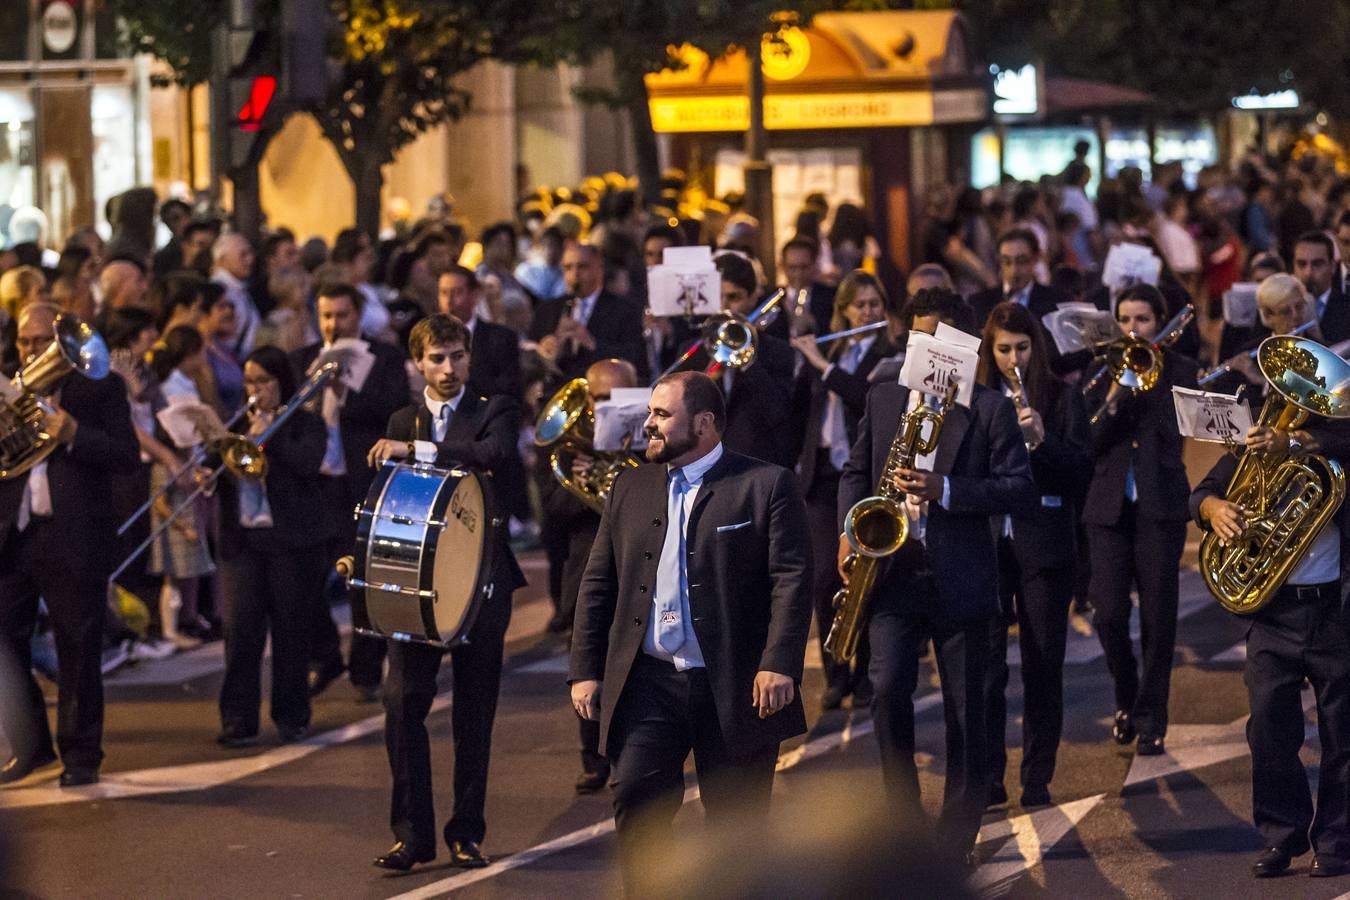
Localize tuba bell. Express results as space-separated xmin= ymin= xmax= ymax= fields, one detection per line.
xmin=0 ymin=313 xmax=110 ymax=480
xmin=1199 ymin=336 xmax=1350 ymax=614
xmin=534 ymin=377 xmax=640 ymax=514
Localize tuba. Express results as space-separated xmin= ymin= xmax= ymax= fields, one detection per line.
xmin=825 ymin=382 xmax=956 ymax=662
xmin=1199 ymin=336 xmax=1350 ymax=614
xmin=0 ymin=314 xmax=110 ymax=480
xmin=534 ymin=378 xmax=640 ymax=514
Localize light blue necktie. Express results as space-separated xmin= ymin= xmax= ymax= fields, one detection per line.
xmin=827 ymin=342 xmax=864 ymax=471
xmin=656 ymin=469 xmax=689 ymax=654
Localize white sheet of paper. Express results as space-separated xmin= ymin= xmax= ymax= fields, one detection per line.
xmin=594 ymin=388 xmax=652 ymax=452
xmin=647 ymin=266 xmax=721 ymax=317
xmin=1042 ymin=304 xmax=1121 ymax=353
xmin=935 ymin=321 xmax=982 ymax=351
xmin=156 ymin=401 xmax=228 ymax=449
xmin=1171 ymin=386 xmax=1253 ymax=443
xmin=899 ymin=332 xmax=978 ymax=407
xmin=1222 ymin=282 xmax=1259 ymax=327
xmin=312 ymin=337 xmax=375 ymax=393
xmin=662 ymin=246 xmax=713 ymax=268
xmin=1102 ymin=243 xmax=1162 ymax=300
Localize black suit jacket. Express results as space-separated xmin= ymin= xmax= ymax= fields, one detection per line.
xmin=0 ymin=372 xmax=139 ymax=574
xmin=291 ymin=338 xmax=410 ymax=504
xmin=529 ymin=291 xmax=648 ymax=383
xmin=570 ymin=450 xmax=812 ymax=757
xmin=838 ymin=382 xmax=1036 ymax=626
xmin=385 ymin=392 xmax=527 ymax=601
xmin=1082 ymin=351 xmax=1196 ymax=526
xmin=215 ymin=409 xmax=332 ymax=558
xmin=1321 ymin=288 xmax=1350 ymax=346
xmin=797 ymin=335 xmax=897 ymax=495
xmin=468 ymin=318 xmax=522 ymax=400
xmin=969 ymin=283 xmax=1064 ymax=329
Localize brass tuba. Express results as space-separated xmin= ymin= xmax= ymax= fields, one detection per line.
xmin=1199 ymin=336 xmax=1350 ymax=614
xmin=825 ymin=382 xmax=956 ymax=662
xmin=0 ymin=313 xmax=110 ymax=479
xmin=534 ymin=377 xmax=640 ymax=514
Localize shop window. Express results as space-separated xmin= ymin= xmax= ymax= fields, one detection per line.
xmin=0 ymin=3 xmax=30 ymax=62
xmin=92 ymin=84 xmax=136 ymax=231
xmin=0 ymin=88 xmax=37 ymax=244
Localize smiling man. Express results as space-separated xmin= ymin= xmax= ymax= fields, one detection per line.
xmin=569 ymin=370 xmax=812 ymax=896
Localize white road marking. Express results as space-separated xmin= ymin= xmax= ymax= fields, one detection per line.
xmin=970 ymin=794 xmax=1107 ymax=897
xmin=0 ymin=696 xmax=450 ymax=810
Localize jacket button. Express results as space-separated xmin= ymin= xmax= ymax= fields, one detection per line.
xmin=639 ymin=584 xmax=647 ymax=593
xmin=633 ymin=617 xmax=641 ymax=625
xmin=644 ymin=551 xmax=652 ymax=560
xmin=653 ymin=518 xmax=662 ymax=526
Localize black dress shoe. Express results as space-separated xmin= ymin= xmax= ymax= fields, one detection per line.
xmin=1311 ymin=855 xmax=1350 ymax=877
xmin=307 ymin=660 xmax=346 ymax=697
xmin=0 ymin=750 xmax=57 ymax=785
xmin=986 ymin=782 xmax=1008 ymax=808
xmin=1021 ymin=784 xmax=1052 ymax=808
xmin=447 ymin=839 xmax=490 ymax=868
xmin=58 ymin=767 xmax=99 ymax=787
xmin=1252 ymin=846 xmax=1293 ymax=877
xmin=850 ymin=677 xmax=874 ymax=708
xmin=277 ymin=724 xmax=308 ymax=744
xmin=1112 ymin=709 xmax=1136 ymax=745
xmin=575 ymin=768 xmax=608 ymax=794
xmin=820 ymin=682 xmax=847 ymax=711
xmin=1136 ymin=735 xmax=1165 ymax=757
xmin=373 ymin=841 xmax=434 ymax=871
xmin=216 ymin=731 xmax=260 ymax=748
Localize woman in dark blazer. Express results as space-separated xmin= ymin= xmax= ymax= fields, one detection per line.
xmin=215 ymin=345 xmax=333 ymax=747
xmin=1082 ymin=284 xmax=1197 ymax=758
xmin=977 ymin=301 xmax=1092 ymax=809
xmin=790 ymin=270 xmax=897 ymax=710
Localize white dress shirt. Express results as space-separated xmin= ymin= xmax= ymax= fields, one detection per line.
xmin=413 ymin=385 xmax=466 ymax=462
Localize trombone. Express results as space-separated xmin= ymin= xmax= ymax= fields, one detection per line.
xmin=108 ymin=361 xmax=340 ymax=585
xmin=658 ymin=288 xmax=786 ymax=380
xmin=1084 ymin=304 xmax=1194 ymax=423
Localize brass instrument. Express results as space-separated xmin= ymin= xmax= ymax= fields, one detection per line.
xmin=825 ymin=382 xmax=957 ymax=662
xmin=1006 ymin=365 xmax=1041 ymax=451
xmin=658 ymin=289 xmax=786 ymax=380
xmin=1197 ymin=319 xmax=1317 ymax=387
xmin=108 ymin=362 xmax=340 ymax=584
xmin=0 ymin=314 xmax=109 ymax=480
xmin=534 ymin=377 xmax=641 ymax=514
xmin=1086 ymin=304 xmax=1194 ymax=424
xmin=1199 ymin=336 xmax=1350 ymax=614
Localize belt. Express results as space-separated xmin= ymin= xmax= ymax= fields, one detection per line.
xmin=1278 ymin=581 xmax=1339 ymax=602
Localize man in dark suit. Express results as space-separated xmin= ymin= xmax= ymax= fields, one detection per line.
xmin=290 ymin=282 xmax=410 ymax=700
xmin=529 ymin=241 xmax=648 ymax=383
xmin=780 ymin=236 xmax=835 ymax=335
xmin=363 ymin=313 xmax=527 ymax=871
xmin=0 ymin=303 xmax=139 ymax=786
xmin=838 ymin=293 xmax=1035 ymax=866
xmin=570 ymin=371 xmax=812 ymax=896
xmin=1294 ymin=230 xmax=1350 ymax=346
xmin=968 ymin=228 xmax=1063 ymax=328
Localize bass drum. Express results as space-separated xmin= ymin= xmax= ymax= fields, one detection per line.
xmin=349 ymin=461 xmax=496 ymax=648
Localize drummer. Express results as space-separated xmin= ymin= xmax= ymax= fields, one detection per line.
xmin=365 ymin=313 xmax=528 ymax=871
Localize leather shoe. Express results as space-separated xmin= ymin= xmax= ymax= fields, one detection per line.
xmin=447 ymin=839 xmax=490 ymax=868
xmin=307 ymin=660 xmax=346 ymax=697
xmin=216 ymin=731 xmax=260 ymax=749
xmin=1021 ymin=784 xmax=1052 ymax=808
xmin=1136 ymin=735 xmax=1165 ymax=757
xmin=986 ymin=782 xmax=1008 ymax=808
xmin=58 ymin=767 xmax=99 ymax=787
xmin=277 ymin=724 xmax=308 ymax=744
xmin=1252 ymin=847 xmax=1293 ymax=878
xmin=373 ymin=841 xmax=434 ymax=871
xmin=1112 ymin=709 xmax=1135 ymax=745
xmin=575 ymin=768 xmax=608 ymax=794
xmin=820 ymin=682 xmax=847 ymax=711
xmin=0 ymin=750 xmax=57 ymax=785
xmin=1311 ymin=855 xmax=1350 ymax=878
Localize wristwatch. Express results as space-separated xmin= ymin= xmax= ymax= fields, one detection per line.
xmin=406 ymin=440 xmax=417 ymax=460
xmin=1287 ymin=434 xmax=1303 ymax=457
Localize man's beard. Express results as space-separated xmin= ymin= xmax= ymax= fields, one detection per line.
xmin=644 ymin=421 xmax=698 ymax=463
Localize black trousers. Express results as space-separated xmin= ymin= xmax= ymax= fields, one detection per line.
xmin=1245 ymin=582 xmax=1350 ymax=860
xmin=218 ymin=531 xmax=325 ymax=736
xmin=313 ymin=472 xmax=387 ymax=688
xmin=383 ymin=583 xmax=512 ymax=849
xmin=0 ymin=519 xmax=105 ymax=769
xmin=986 ymin=536 xmax=1074 ymax=791
xmin=1087 ymin=504 xmax=1186 ymax=738
xmin=609 ymin=654 xmax=778 ymax=897
xmin=867 ymin=562 xmax=989 ymax=858
xmin=805 ymin=460 xmax=869 ymax=693
xmin=559 ymin=518 xmax=607 ymax=775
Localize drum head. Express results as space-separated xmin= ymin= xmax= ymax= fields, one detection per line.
xmin=429 ymin=472 xmax=488 ymax=639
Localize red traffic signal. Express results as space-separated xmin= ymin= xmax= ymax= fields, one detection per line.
xmin=236 ymin=75 xmax=276 ymax=131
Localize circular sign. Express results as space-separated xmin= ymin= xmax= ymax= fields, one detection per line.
xmin=43 ymin=1 xmax=79 ymax=55
xmin=762 ymin=27 xmax=810 ymax=82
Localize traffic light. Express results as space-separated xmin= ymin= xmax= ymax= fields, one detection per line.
xmin=211 ymin=0 xmax=276 ymax=173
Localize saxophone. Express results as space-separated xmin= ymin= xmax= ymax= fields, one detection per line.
xmin=824 ymin=383 xmax=956 ymax=662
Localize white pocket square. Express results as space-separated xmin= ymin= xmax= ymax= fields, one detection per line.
xmin=716 ymin=520 xmax=753 ymax=533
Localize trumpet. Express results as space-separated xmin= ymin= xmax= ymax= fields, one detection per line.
xmin=1085 ymin=304 xmax=1194 ymax=424
xmin=658 ymin=289 xmax=786 ymax=380
xmin=1006 ymin=366 xmax=1041 ymax=451
xmin=108 ymin=362 xmax=340 ymax=585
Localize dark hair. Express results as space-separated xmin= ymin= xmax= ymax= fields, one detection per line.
xmin=902 ymin=287 xmax=976 ymax=335
xmin=262 ymin=231 xmax=295 ymax=261
xmin=153 ymin=271 xmax=207 ymax=328
xmin=827 ymin=203 xmax=871 ymax=246
xmin=793 ymin=209 xmax=822 ymax=241
xmin=409 ymin=312 xmax=472 ymax=360
xmin=540 ymin=225 xmax=565 ymax=249
xmin=55 ymin=244 xmax=91 ymax=282
xmin=331 ymin=228 xmax=367 ymax=265
xmin=183 ymin=221 xmax=217 ymax=242
xmin=316 ymin=281 xmax=365 ymax=313
xmin=480 ymin=221 xmax=516 ymax=250
xmin=1250 ymin=251 xmax=1285 ymax=275
xmin=441 ymin=264 xmax=478 ymax=291
xmin=1337 ymin=209 xmax=1350 ymax=231
xmin=997 ymin=227 xmax=1041 ymax=257
xmin=244 ymin=344 xmax=297 ymax=401
xmin=102 ymin=307 xmax=158 ymax=351
xmin=656 ymin=371 xmax=725 ymax=433
xmin=1012 ymin=187 xmax=1039 ymax=221
xmin=201 ymin=281 xmax=227 ymax=310
xmin=160 ymin=199 xmax=191 ymax=222
xmin=1295 ymin=230 xmax=1335 ymax=261
xmin=976 ymin=301 xmax=1057 ymax=412
xmin=642 ymin=223 xmax=684 ymax=248
xmin=1116 ymin=284 xmax=1168 ymax=324
xmin=714 ymin=252 xmax=757 ymax=296
xmin=151 ymin=324 xmax=205 ymax=381
xmin=410 ymin=228 xmax=454 ymax=263
xmin=780 ymin=236 xmax=819 ymax=260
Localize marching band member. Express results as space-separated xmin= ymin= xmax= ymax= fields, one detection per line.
xmin=976 ymin=301 xmax=1091 ymax=808
xmin=365 ymin=313 xmax=526 ymax=871
xmin=1082 ymin=284 xmax=1197 ymax=757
